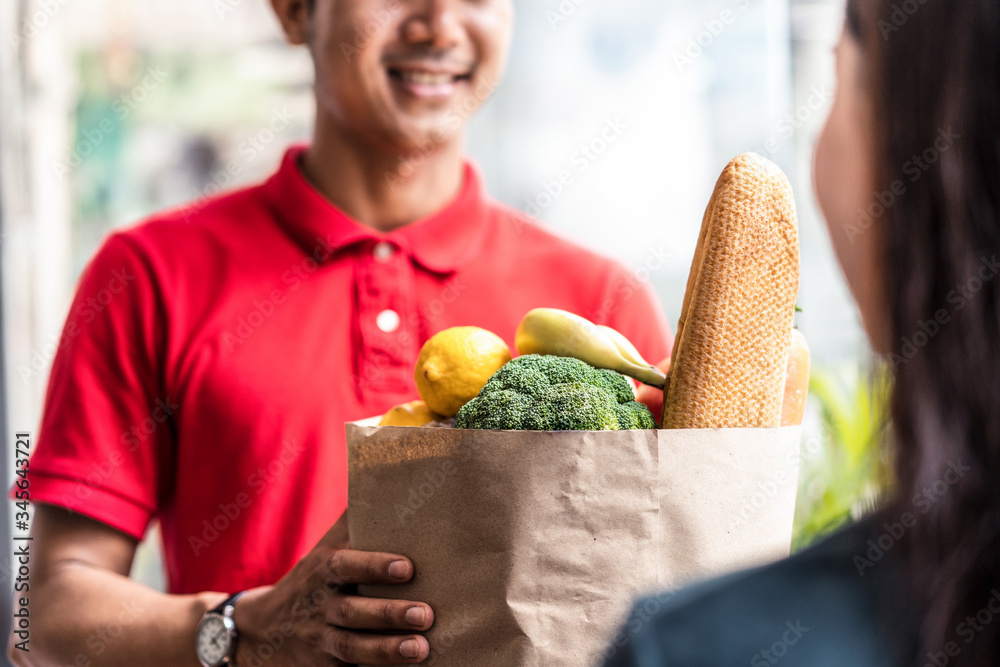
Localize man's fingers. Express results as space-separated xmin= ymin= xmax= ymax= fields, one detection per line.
xmin=326 ymin=548 xmax=414 ymax=586
xmin=324 ymin=626 xmax=430 ymax=665
xmin=327 ymin=592 xmax=434 ymax=632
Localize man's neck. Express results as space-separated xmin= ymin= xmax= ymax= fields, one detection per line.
xmin=301 ymin=119 xmax=466 ymax=233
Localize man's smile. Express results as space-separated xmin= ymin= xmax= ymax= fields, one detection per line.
xmin=385 ymin=60 xmax=474 ymax=99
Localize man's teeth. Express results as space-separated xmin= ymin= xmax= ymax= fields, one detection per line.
xmin=399 ymin=71 xmax=456 ymax=86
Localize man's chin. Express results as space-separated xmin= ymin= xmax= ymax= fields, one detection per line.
xmin=387 ymin=119 xmax=463 ymax=159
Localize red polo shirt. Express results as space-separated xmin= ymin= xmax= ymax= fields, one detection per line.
xmin=24 ymin=145 xmax=672 ymax=595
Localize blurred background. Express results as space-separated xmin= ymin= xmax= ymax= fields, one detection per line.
xmin=1 ymin=0 xmax=883 ymax=615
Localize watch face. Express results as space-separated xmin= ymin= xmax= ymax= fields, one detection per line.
xmin=196 ymin=614 xmax=233 ymax=666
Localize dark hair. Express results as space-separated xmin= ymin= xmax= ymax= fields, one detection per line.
xmin=855 ymin=0 xmax=1000 ymax=664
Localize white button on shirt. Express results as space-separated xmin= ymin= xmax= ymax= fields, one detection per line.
xmin=373 ymin=242 xmax=395 ymax=262
xmin=376 ymin=309 xmax=401 ymax=333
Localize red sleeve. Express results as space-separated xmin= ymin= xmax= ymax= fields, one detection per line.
xmin=593 ymin=262 xmax=674 ymax=367
xmin=14 ymin=232 xmax=174 ymax=540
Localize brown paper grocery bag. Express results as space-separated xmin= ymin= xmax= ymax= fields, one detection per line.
xmin=347 ymin=421 xmax=800 ymax=667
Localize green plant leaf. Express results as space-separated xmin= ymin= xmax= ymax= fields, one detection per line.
xmin=792 ymin=363 xmax=891 ymax=550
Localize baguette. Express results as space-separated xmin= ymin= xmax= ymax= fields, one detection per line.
xmin=662 ymin=153 xmax=800 ymax=429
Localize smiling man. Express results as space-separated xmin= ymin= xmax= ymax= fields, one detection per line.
xmin=14 ymin=1 xmax=671 ymax=665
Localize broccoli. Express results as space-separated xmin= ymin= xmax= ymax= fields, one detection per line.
xmin=528 ymin=383 xmax=620 ymax=430
xmin=613 ymin=401 xmax=658 ymax=430
xmin=455 ymin=354 xmax=656 ymax=431
xmin=455 ymin=390 xmax=532 ymax=431
xmin=587 ymin=367 xmax=637 ymax=405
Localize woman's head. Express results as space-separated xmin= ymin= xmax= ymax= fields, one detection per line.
xmin=813 ymin=0 xmax=888 ymax=353
xmin=816 ymin=0 xmax=1000 ymax=663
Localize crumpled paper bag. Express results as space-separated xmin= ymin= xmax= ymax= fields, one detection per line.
xmin=347 ymin=421 xmax=800 ymax=666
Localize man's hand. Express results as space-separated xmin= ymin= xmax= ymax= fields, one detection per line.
xmin=233 ymin=510 xmax=433 ymax=666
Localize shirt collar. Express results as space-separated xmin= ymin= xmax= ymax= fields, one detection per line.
xmin=261 ymin=145 xmax=490 ymax=274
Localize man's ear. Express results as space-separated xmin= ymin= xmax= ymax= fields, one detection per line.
xmin=270 ymin=0 xmax=311 ymax=45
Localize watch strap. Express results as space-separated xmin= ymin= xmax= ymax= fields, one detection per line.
xmin=211 ymin=591 xmax=246 ymax=617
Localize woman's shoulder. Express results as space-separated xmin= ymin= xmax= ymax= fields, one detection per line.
xmin=604 ymin=519 xmax=909 ymax=666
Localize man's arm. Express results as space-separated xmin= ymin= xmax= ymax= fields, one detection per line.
xmin=10 ymin=504 xmax=220 ymax=667
xmin=12 ymin=504 xmax=434 ymax=666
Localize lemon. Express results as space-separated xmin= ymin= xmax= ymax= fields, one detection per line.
xmin=415 ymin=327 xmax=512 ymax=417
xmin=378 ymin=400 xmax=443 ymax=427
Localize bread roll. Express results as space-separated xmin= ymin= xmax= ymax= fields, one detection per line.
xmin=780 ymin=329 xmax=811 ymax=427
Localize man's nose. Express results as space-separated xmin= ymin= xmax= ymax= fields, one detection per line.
xmin=401 ymin=0 xmax=464 ymax=49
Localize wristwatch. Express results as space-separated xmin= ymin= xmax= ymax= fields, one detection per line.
xmin=195 ymin=592 xmax=245 ymax=667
